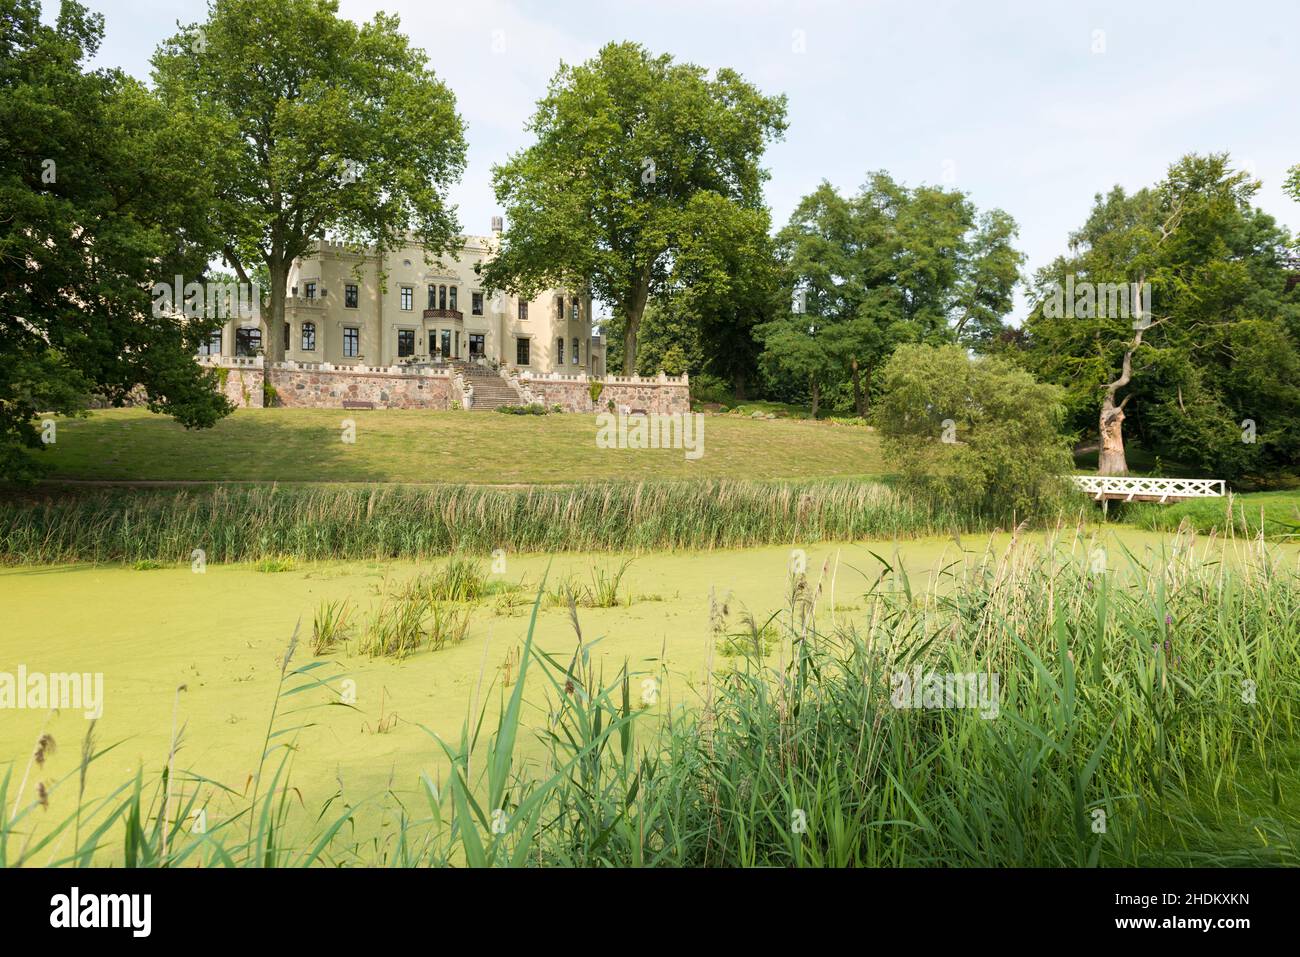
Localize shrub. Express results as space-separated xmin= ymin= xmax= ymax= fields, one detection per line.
xmin=875 ymin=344 xmax=1075 ymax=518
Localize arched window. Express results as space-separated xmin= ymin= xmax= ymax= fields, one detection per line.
xmin=449 ymin=286 xmax=457 ymax=311
xmin=556 ymin=337 xmax=564 ymax=365
xmin=301 ymin=322 xmax=316 ymax=351
xmin=439 ymin=285 xmax=447 ymax=310
xmin=572 ymin=337 xmax=580 ymax=364
xmin=557 ymin=296 xmax=565 ymax=319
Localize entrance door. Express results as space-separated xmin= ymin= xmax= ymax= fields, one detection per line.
xmin=468 ymin=333 xmax=485 ymax=358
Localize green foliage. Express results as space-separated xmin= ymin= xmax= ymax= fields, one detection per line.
xmin=1130 ymin=489 xmax=1300 ymax=541
xmin=758 ymin=174 xmax=1023 ymax=417
xmin=1020 ymin=153 xmax=1300 ymax=480
xmin=875 ymin=344 xmax=1074 ymax=517
xmin=152 ymin=0 xmax=468 ymax=362
xmin=480 ymin=41 xmax=787 ymax=374
xmin=496 ymin=403 xmax=548 ymax=415
xmin=0 ymin=0 xmax=232 ymax=480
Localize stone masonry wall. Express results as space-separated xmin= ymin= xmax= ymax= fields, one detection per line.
xmin=215 ymin=364 xmax=265 ymax=408
xmin=267 ymin=366 xmax=456 ymax=409
xmin=518 ymin=373 xmax=690 ymax=415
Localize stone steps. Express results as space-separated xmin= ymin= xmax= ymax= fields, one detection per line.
xmin=459 ymin=367 xmax=525 ymax=410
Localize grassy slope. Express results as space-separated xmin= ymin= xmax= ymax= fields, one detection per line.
xmin=34 ymin=408 xmax=883 ymax=483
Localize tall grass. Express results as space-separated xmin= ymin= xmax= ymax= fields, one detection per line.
xmin=4 ymin=528 xmax=1297 ymax=866
xmin=0 ymin=480 xmax=1024 ymax=565
xmin=1129 ymin=490 xmax=1300 ymax=542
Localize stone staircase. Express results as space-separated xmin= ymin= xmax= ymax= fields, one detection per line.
xmin=457 ymin=362 xmax=525 ymax=410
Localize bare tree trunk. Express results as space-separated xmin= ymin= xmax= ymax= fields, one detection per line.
xmin=1097 ymin=326 xmax=1147 ymax=476
xmin=809 ymin=377 xmax=820 ymax=418
xmin=1098 ymin=393 xmax=1129 ymax=475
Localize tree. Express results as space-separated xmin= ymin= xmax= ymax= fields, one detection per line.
xmin=1021 ymin=153 xmax=1300 ymax=480
xmin=759 ymin=174 xmax=1022 ymax=417
xmin=0 ymin=0 xmax=231 ymax=480
xmin=875 ymin=344 xmax=1073 ymax=517
xmin=480 ymin=42 xmax=787 ymax=374
xmin=152 ymin=0 xmax=468 ymax=363
xmin=611 ymin=200 xmax=780 ymax=392
xmin=619 ymin=297 xmax=702 ymax=377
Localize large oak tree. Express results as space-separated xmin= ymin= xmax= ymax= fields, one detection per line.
xmin=480 ymin=42 xmax=787 ymax=374
xmin=152 ymin=0 xmax=468 ymax=363
xmin=758 ymin=173 xmax=1022 ymax=416
xmin=0 ymin=0 xmax=230 ymax=480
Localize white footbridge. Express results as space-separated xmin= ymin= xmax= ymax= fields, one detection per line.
xmin=1071 ymin=475 xmax=1226 ymax=504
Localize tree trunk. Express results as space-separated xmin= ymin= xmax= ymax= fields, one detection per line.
xmin=622 ymin=320 xmax=639 ymax=376
xmin=809 ymin=377 xmax=820 ymax=418
xmin=1098 ymin=394 xmax=1128 ymax=475
xmin=621 ymin=263 xmax=654 ymax=375
xmin=732 ymin=367 xmax=747 ymax=401
xmin=850 ymin=358 xmax=864 ymax=417
xmin=265 ymin=259 xmax=288 ymax=363
xmin=1097 ymin=326 xmax=1147 ymax=476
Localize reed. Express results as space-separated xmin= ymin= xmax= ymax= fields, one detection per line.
xmin=0 ymin=479 xmax=1022 ymax=565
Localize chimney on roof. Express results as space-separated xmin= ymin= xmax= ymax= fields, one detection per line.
xmin=490 ymin=216 xmax=503 ymax=234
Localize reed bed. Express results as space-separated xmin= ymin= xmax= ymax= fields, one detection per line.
xmin=5 ymin=527 xmax=1297 ymax=867
xmin=0 ymin=480 xmax=1016 ymax=565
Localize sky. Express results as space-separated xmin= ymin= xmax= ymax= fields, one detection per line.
xmin=62 ymin=0 xmax=1300 ymax=322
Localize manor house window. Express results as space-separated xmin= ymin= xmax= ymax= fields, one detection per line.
xmin=235 ymin=327 xmax=261 ymax=357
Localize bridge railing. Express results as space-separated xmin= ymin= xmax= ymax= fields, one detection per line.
xmin=1071 ymin=475 xmax=1225 ymax=502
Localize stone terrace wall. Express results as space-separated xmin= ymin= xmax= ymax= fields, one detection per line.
xmin=518 ymin=372 xmax=689 ymax=415
xmin=200 ymin=357 xmax=457 ymax=409
xmin=206 ymin=359 xmax=265 ymax=409
xmin=268 ymin=364 xmax=456 ymax=409
xmin=198 ymin=359 xmax=685 ymax=413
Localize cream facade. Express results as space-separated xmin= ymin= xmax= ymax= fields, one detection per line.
xmin=199 ymin=230 xmax=605 ymax=376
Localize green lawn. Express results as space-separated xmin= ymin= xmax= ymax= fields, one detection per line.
xmin=32 ymin=407 xmax=884 ymax=483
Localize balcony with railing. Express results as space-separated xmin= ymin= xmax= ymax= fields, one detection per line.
xmin=423 ymin=308 xmax=463 ymax=321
